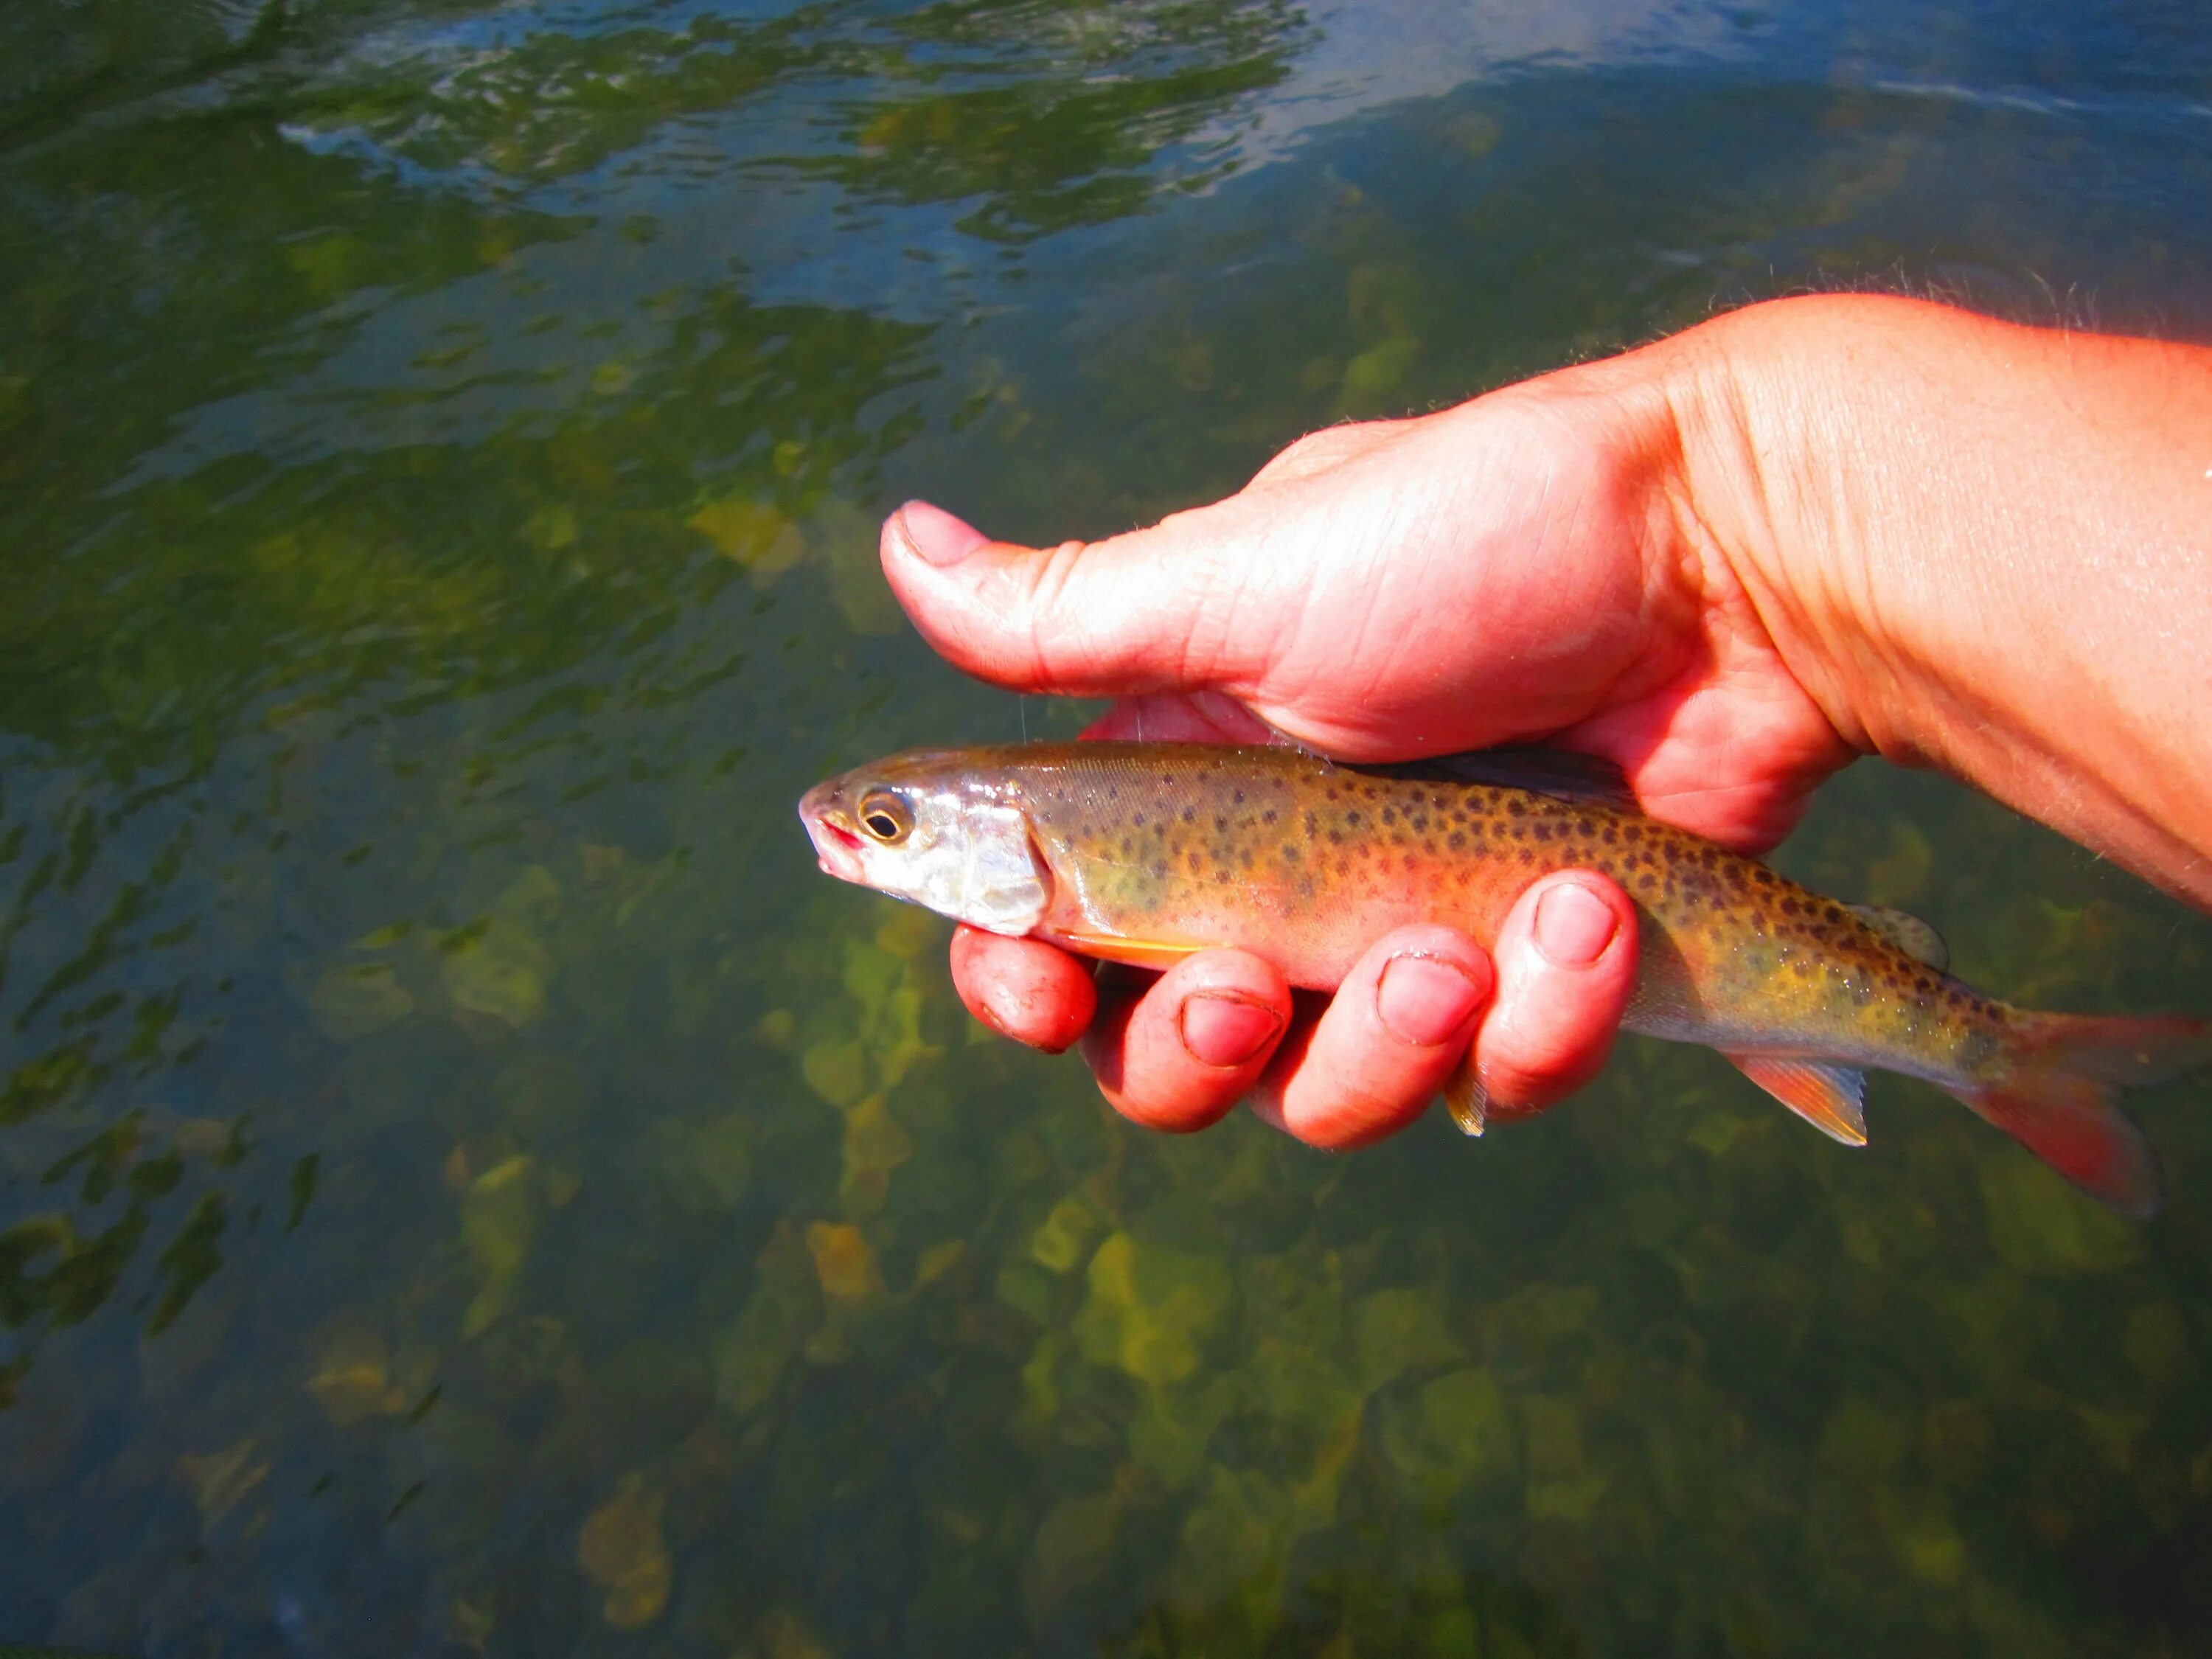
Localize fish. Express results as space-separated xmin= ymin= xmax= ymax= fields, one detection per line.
xmin=799 ymin=742 xmax=2211 ymax=1214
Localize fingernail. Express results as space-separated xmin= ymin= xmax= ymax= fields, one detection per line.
xmin=894 ymin=499 xmax=990 ymax=567
xmin=1534 ymin=881 xmax=1618 ymax=968
xmin=1377 ymin=953 xmax=1485 ymax=1047
xmin=1179 ymin=992 xmax=1284 ymax=1068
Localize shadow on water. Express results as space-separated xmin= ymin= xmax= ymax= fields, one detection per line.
xmin=1 ymin=0 xmax=2211 ymax=1655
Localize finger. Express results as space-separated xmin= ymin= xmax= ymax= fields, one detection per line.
xmin=1245 ymin=419 xmax=1414 ymax=490
xmin=949 ymin=925 xmax=1097 ymax=1054
xmin=880 ymin=496 xmax=1288 ymax=698
xmin=1080 ymin=692 xmax=1277 ymax=745
xmin=1472 ymin=872 xmax=1639 ymax=1121
xmin=1081 ymin=950 xmax=1292 ymax=1133
xmin=1262 ymin=925 xmax=1493 ymax=1150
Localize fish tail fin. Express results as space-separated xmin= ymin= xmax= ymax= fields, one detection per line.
xmin=1947 ymin=1012 xmax=2212 ymax=1219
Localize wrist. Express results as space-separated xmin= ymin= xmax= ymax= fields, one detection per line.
xmin=1650 ymin=294 xmax=2212 ymax=905
xmin=1649 ymin=294 xmax=1949 ymax=763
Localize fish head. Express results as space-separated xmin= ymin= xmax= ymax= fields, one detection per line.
xmin=799 ymin=749 xmax=1051 ymax=936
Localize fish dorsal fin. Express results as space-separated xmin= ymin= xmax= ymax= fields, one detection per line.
xmin=1352 ymin=746 xmax=1638 ymax=811
xmin=1723 ymin=1052 xmax=1869 ymax=1146
xmin=1442 ymin=1051 xmax=1488 ymax=1137
xmin=1846 ymin=903 xmax=1949 ymax=970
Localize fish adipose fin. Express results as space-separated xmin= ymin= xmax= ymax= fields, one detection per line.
xmin=1950 ymin=1012 xmax=2212 ymax=1219
xmin=1352 ymin=747 xmax=1638 ymax=812
xmin=1724 ymin=1052 xmax=1869 ymax=1146
xmin=1846 ymin=903 xmax=1949 ymax=970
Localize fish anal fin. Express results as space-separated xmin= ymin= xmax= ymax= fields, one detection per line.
xmin=1443 ymin=1051 xmax=1487 ymax=1137
xmin=1724 ymin=1052 xmax=1869 ymax=1146
xmin=1046 ymin=930 xmax=1204 ymax=973
xmin=1846 ymin=902 xmax=1950 ymax=970
xmin=1352 ymin=746 xmax=1638 ymax=812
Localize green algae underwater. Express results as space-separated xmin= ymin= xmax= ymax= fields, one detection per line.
xmin=4 ymin=1 xmax=2212 ymax=1655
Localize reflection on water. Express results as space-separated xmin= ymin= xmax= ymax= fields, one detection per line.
xmin=4 ymin=0 xmax=2211 ymax=1653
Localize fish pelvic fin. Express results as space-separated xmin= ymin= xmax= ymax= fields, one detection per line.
xmin=1045 ymin=931 xmax=1204 ymax=973
xmin=1950 ymin=1011 xmax=2211 ymax=1219
xmin=1443 ymin=1050 xmax=1487 ymax=1137
xmin=1723 ymin=1052 xmax=1869 ymax=1146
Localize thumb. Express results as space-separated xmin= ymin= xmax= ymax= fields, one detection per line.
xmin=880 ymin=498 xmax=1286 ymax=698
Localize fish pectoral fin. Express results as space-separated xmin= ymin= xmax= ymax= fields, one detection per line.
xmin=1442 ymin=1051 xmax=1488 ymax=1138
xmin=1722 ymin=1052 xmax=1870 ymax=1146
xmin=1048 ymin=930 xmax=1205 ymax=973
xmin=1846 ymin=903 xmax=1950 ymax=970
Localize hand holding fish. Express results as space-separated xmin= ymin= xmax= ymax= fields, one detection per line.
xmin=826 ymin=293 xmax=2212 ymax=1183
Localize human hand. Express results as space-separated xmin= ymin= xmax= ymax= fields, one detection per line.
xmin=878 ymin=330 xmax=1859 ymax=1147
xmin=881 ymin=293 xmax=2212 ymax=1141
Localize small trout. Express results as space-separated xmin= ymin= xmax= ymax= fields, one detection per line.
xmin=799 ymin=742 xmax=2208 ymax=1214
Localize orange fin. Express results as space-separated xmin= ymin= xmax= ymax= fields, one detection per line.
xmin=1442 ymin=1050 xmax=1487 ymax=1137
xmin=1723 ymin=1052 xmax=1868 ymax=1146
xmin=1946 ymin=1011 xmax=2205 ymax=1219
xmin=1047 ymin=930 xmax=1204 ymax=973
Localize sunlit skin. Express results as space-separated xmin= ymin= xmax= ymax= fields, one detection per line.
xmin=877 ymin=293 xmax=2212 ymax=1151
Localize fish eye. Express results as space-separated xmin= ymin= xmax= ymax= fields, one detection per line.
xmin=857 ymin=789 xmax=914 ymax=844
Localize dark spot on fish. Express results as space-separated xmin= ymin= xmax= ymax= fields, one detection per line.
xmin=1382 ymin=807 xmax=1397 ymax=826
xmin=1153 ymin=860 xmax=1169 ymax=879
xmin=1233 ymin=790 xmax=1245 ymax=804
xmin=1327 ymin=829 xmax=1343 ymax=844
xmin=1304 ymin=812 xmax=1318 ymax=836
xmin=1533 ymin=824 xmax=1553 ymax=842
xmin=1448 ymin=832 xmax=1466 ymax=851
xmin=1263 ymin=809 xmax=1278 ymax=825
xmin=1601 ymin=827 xmax=1617 ymax=844
xmin=1622 ymin=824 xmax=1641 ymax=842
xmin=1180 ymin=806 xmax=1195 ymax=824
xmin=1781 ymin=898 xmax=1800 ymax=917
xmin=1119 ymin=837 xmax=1133 ymax=857
xmin=1506 ymin=799 xmax=1527 ymax=817
xmin=1186 ymin=852 xmax=1203 ymax=874
xmin=1576 ymin=816 xmax=1595 ymax=835
xmin=1282 ymin=844 xmax=1301 ymax=863
xmin=1346 ymin=810 xmax=1363 ymax=827
xmin=1133 ymin=813 xmax=1146 ymax=828
xmin=1214 ymin=815 xmax=1228 ymax=832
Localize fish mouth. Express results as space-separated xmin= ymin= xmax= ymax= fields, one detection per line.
xmin=799 ymin=786 xmax=868 ymax=883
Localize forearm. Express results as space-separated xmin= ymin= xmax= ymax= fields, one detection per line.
xmin=1669 ymin=294 xmax=2212 ymax=908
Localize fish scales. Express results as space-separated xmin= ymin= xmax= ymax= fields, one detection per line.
xmin=801 ymin=742 xmax=2211 ymax=1214
xmin=1008 ymin=745 xmax=1989 ymax=1071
